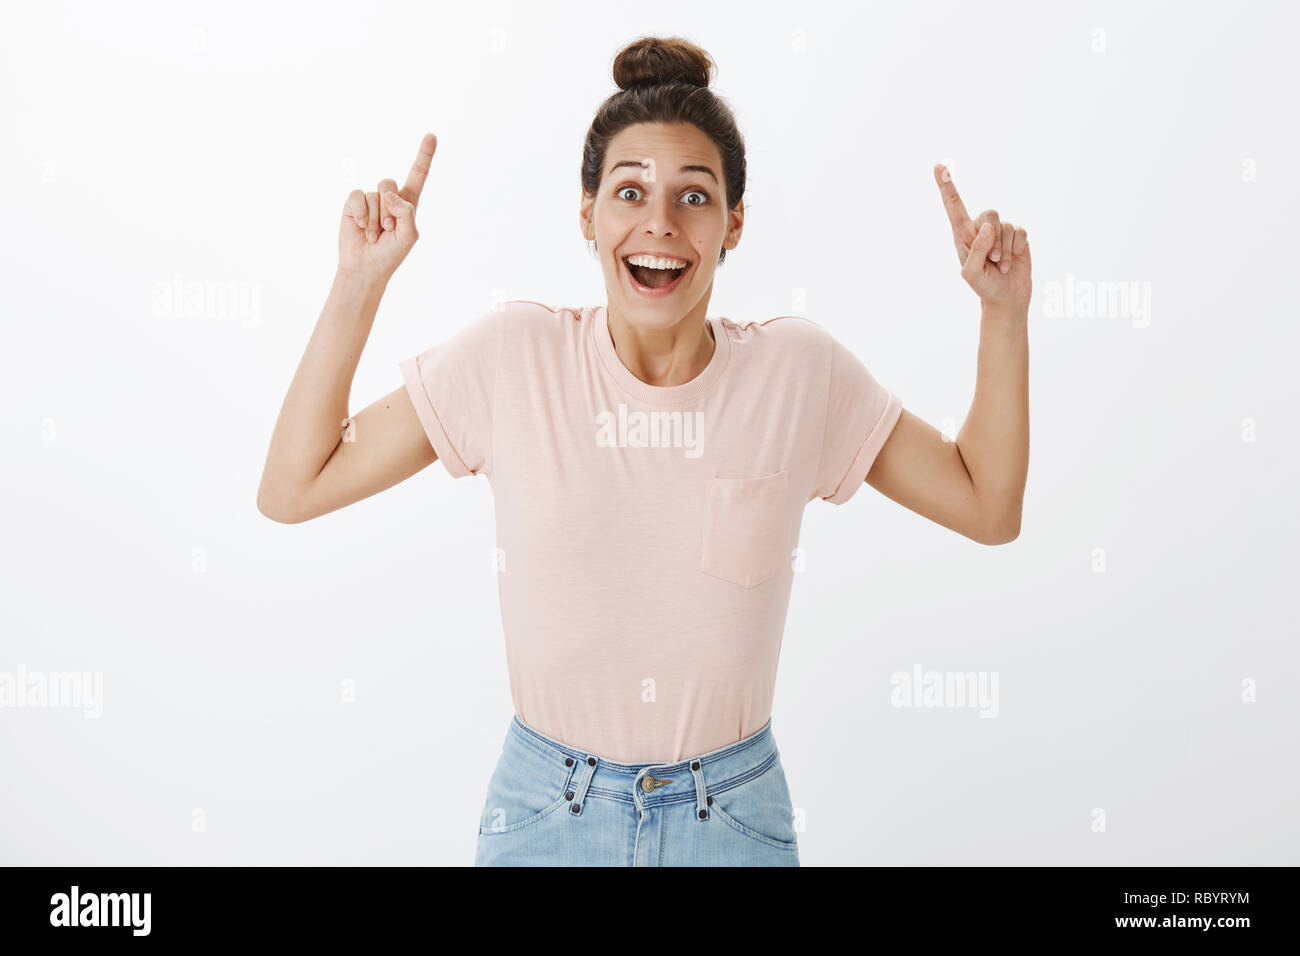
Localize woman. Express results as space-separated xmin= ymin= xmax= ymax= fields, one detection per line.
xmin=256 ymin=35 xmax=1030 ymax=866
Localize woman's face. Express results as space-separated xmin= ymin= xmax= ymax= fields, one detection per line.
xmin=581 ymin=122 xmax=743 ymax=330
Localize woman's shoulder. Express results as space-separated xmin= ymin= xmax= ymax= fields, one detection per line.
xmin=494 ymin=298 xmax=585 ymax=315
xmin=489 ymin=299 xmax=585 ymax=321
xmin=720 ymin=312 xmax=838 ymax=356
xmin=487 ymin=299 xmax=592 ymax=338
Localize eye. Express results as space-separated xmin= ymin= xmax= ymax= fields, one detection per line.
xmin=614 ymin=183 xmax=711 ymax=206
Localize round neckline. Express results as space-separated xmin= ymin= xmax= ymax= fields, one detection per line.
xmin=590 ymin=304 xmax=730 ymax=406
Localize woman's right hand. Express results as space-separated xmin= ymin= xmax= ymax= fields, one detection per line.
xmin=338 ymin=133 xmax=437 ymax=287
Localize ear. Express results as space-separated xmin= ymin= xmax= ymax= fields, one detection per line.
xmin=723 ymin=198 xmax=745 ymax=250
xmin=579 ymin=191 xmax=595 ymax=240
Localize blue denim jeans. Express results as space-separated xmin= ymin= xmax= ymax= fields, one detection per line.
xmin=474 ymin=715 xmax=800 ymax=866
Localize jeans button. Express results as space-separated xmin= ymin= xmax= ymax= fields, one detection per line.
xmin=640 ymin=776 xmax=655 ymax=794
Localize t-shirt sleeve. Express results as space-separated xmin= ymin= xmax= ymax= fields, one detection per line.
xmin=398 ymin=308 xmax=504 ymax=478
xmin=814 ymin=331 xmax=903 ymax=505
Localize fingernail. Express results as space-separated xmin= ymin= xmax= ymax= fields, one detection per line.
xmin=991 ymin=249 xmax=1000 ymax=261
xmin=1000 ymin=261 xmax=1010 ymax=273
xmin=941 ymin=167 xmax=951 ymax=182
xmin=383 ymin=217 xmax=395 ymax=230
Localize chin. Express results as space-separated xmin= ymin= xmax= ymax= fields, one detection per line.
xmin=615 ymin=290 xmax=697 ymax=327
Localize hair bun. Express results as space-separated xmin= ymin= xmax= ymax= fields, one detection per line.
xmin=612 ymin=35 xmax=714 ymax=91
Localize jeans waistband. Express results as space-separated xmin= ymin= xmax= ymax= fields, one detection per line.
xmin=507 ymin=714 xmax=780 ymax=814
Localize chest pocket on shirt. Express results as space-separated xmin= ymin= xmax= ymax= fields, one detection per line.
xmin=700 ymin=470 xmax=791 ymax=589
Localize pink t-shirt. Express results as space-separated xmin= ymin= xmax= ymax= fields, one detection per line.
xmin=399 ymin=301 xmax=902 ymax=763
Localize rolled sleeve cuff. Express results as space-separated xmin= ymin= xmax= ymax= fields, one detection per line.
xmin=399 ymin=355 xmax=473 ymax=478
xmin=824 ymin=391 xmax=903 ymax=505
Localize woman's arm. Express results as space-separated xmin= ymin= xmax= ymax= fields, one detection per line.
xmin=867 ymin=306 xmax=1028 ymax=544
xmin=255 ymin=273 xmax=436 ymax=524
xmin=864 ymin=165 xmax=1030 ymax=545
xmin=256 ymin=134 xmax=439 ymax=524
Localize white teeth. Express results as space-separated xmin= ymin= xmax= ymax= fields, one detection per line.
xmin=624 ymin=254 xmax=688 ymax=270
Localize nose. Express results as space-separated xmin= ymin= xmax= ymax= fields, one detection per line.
xmin=641 ymin=194 xmax=680 ymax=236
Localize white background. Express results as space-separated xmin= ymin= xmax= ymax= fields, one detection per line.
xmin=2 ymin=0 xmax=1296 ymax=865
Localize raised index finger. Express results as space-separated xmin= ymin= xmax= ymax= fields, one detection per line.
xmin=933 ymin=164 xmax=971 ymax=234
xmin=402 ymin=133 xmax=438 ymax=203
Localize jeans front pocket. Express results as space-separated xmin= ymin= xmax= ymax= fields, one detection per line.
xmin=707 ymin=756 xmax=800 ymax=851
xmin=700 ymin=470 xmax=791 ymax=589
xmin=478 ymin=733 xmax=576 ymax=836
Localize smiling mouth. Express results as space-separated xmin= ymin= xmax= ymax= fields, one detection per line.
xmin=622 ymin=256 xmax=689 ymax=290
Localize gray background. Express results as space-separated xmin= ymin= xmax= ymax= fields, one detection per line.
xmin=2 ymin=0 xmax=1295 ymax=865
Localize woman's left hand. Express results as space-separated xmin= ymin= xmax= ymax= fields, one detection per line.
xmin=934 ymin=164 xmax=1031 ymax=312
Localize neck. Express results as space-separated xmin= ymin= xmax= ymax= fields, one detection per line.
xmin=605 ymin=303 xmax=715 ymax=388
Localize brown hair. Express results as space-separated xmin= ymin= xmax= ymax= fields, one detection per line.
xmin=581 ymin=36 xmax=746 ymax=264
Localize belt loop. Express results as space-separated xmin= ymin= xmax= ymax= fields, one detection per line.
xmin=568 ymin=753 xmax=598 ymax=817
xmin=690 ymin=757 xmax=709 ymax=821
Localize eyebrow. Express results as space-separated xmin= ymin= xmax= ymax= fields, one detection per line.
xmin=609 ymin=159 xmax=718 ymax=184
